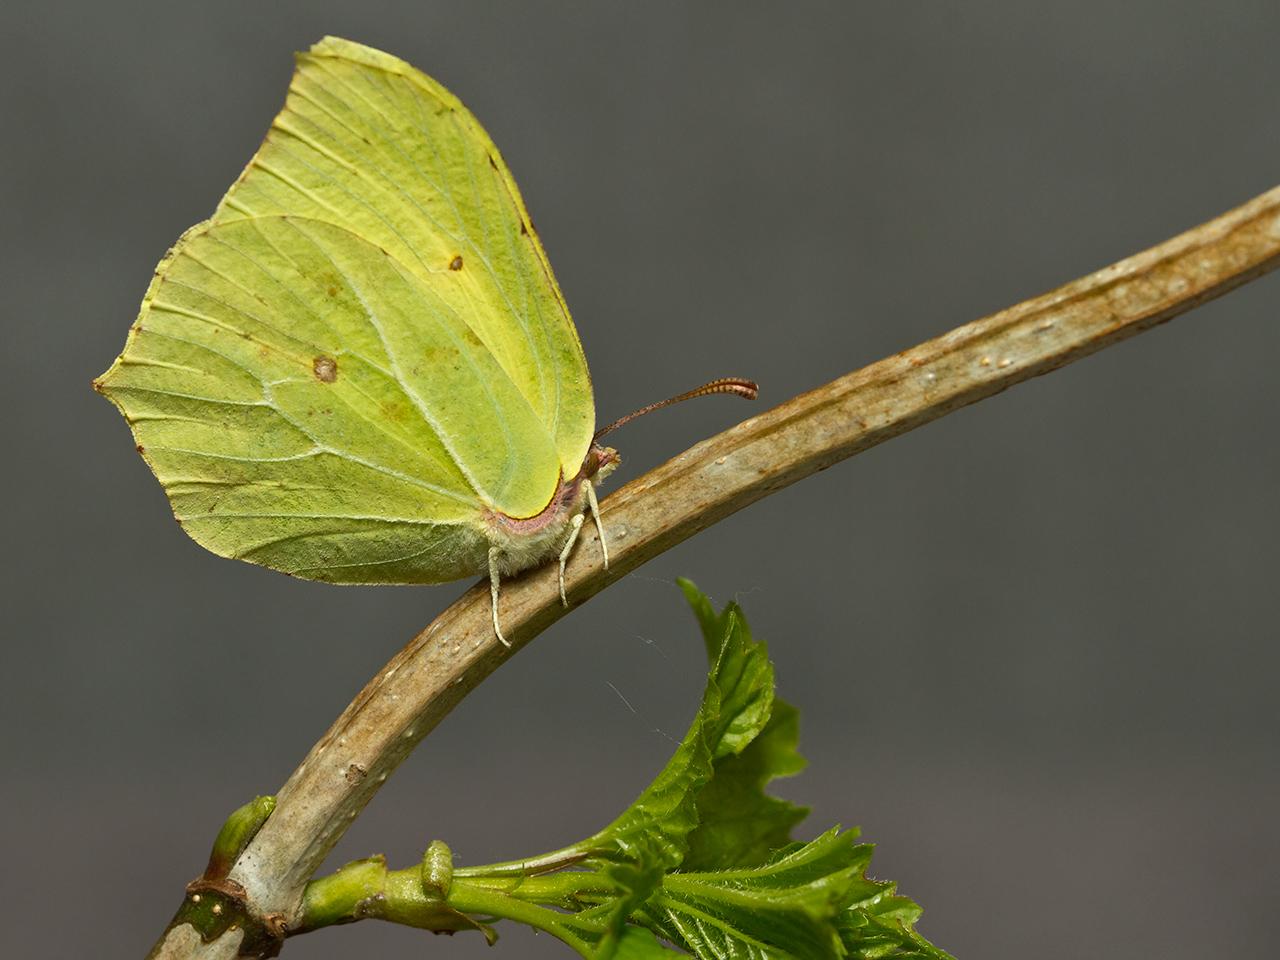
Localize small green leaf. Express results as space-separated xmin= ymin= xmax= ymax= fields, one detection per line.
xmin=838 ymin=891 xmax=954 ymax=960
xmin=637 ymin=830 xmax=878 ymax=960
xmin=704 ymin=608 xmax=775 ymax=761
xmin=677 ymin=577 xmax=731 ymax=662
xmin=587 ymin=685 xmax=714 ymax=867
xmin=684 ymin=696 xmax=808 ymax=870
xmin=588 ymin=582 xmax=777 ymax=867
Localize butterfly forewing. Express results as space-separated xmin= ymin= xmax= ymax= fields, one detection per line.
xmin=214 ymin=36 xmax=595 ymax=489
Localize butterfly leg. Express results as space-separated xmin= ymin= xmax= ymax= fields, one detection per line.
xmin=558 ymin=513 xmax=586 ymax=606
xmin=585 ymin=481 xmax=609 ymax=569
xmin=488 ymin=547 xmax=510 ymax=647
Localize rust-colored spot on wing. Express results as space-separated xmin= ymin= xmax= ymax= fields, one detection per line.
xmin=313 ymin=356 xmax=338 ymax=383
xmin=449 ymin=254 xmax=464 ymax=271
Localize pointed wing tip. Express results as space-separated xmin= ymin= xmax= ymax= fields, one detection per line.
xmin=304 ymin=36 xmax=413 ymax=74
xmin=306 ymin=35 xmax=352 ymax=55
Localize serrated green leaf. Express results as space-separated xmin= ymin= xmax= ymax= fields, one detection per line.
xmin=677 ymin=577 xmax=730 ymax=662
xmin=684 ymin=697 xmax=808 ymax=870
xmin=674 ymin=581 xmax=776 ymax=762
xmin=636 ymin=830 xmax=877 ymax=960
xmin=705 ymin=605 xmax=775 ymax=760
xmin=835 ymin=887 xmax=953 ymax=960
xmin=586 ymin=687 xmax=715 ymax=867
xmin=587 ymin=584 xmax=777 ymax=867
xmin=672 ymin=580 xmax=809 ymax=870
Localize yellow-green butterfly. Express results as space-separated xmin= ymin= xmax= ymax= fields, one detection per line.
xmin=95 ymin=37 xmax=755 ymax=644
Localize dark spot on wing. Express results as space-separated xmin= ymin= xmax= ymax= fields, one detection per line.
xmin=449 ymin=255 xmax=463 ymax=271
xmin=313 ymin=356 xmax=338 ymax=383
xmin=326 ymin=285 xmax=339 ymax=298
xmin=519 ymin=221 xmax=528 ymax=236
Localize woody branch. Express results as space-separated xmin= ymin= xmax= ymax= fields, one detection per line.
xmin=148 ymin=183 xmax=1280 ymax=958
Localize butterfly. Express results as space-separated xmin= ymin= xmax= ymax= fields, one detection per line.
xmin=95 ymin=37 xmax=755 ymax=645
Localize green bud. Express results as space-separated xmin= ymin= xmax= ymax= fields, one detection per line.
xmin=204 ymin=795 xmax=275 ymax=880
xmin=420 ymin=840 xmax=453 ymax=899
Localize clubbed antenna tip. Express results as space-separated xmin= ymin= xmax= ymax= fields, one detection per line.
xmin=594 ymin=377 xmax=759 ymax=441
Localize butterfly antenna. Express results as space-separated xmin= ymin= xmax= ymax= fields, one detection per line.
xmin=594 ymin=377 xmax=759 ymax=441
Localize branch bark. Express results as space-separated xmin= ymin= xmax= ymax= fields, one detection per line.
xmin=147 ymin=184 xmax=1280 ymax=958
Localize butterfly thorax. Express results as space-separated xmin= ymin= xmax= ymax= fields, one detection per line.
xmin=483 ymin=444 xmax=618 ymax=577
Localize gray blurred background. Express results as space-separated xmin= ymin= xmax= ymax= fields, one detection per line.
xmin=3 ymin=2 xmax=1277 ymax=957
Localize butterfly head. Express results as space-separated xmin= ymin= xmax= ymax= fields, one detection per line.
xmin=582 ymin=443 xmax=620 ymax=485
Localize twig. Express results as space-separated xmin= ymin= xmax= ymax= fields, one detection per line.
xmin=146 ymin=185 xmax=1280 ymax=958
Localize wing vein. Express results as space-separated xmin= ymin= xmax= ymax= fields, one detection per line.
xmin=279 ymin=219 xmax=497 ymax=501
xmin=287 ymin=78 xmax=471 ymax=249
xmin=319 ymin=61 xmax=550 ymax=416
xmin=196 ymin=232 xmax=394 ymax=377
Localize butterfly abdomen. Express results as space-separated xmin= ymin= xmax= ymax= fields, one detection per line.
xmin=484 ymin=474 xmax=592 ymax=576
